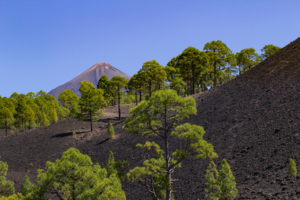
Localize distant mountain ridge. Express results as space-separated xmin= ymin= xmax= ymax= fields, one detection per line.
xmin=48 ymin=62 xmax=131 ymax=100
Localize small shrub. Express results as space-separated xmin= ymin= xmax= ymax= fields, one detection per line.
xmin=29 ymin=163 xmax=33 ymax=166
xmin=87 ymin=136 xmax=91 ymax=140
xmin=288 ymin=158 xmax=297 ymax=177
xmin=108 ymin=121 xmax=115 ymax=139
xmin=10 ymin=130 xmax=14 ymax=135
xmin=73 ymin=131 xmax=77 ymax=138
xmin=66 ymin=143 xmax=68 ymax=146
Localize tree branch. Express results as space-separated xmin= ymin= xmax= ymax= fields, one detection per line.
xmin=54 ymin=189 xmax=64 ymax=200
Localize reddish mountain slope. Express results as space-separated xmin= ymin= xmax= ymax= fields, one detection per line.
xmin=48 ymin=62 xmax=131 ymax=99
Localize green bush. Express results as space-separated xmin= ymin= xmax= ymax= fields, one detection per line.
xmin=108 ymin=122 xmax=115 ymax=139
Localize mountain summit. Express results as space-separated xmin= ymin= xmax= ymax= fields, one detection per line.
xmin=48 ymin=62 xmax=131 ymax=99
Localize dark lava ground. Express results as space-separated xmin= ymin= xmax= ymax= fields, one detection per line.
xmin=1 ymin=37 xmax=300 ymax=200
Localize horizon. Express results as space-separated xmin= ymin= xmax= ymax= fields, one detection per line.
xmin=1 ymin=0 xmax=299 ymax=98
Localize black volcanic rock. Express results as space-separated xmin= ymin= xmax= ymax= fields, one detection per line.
xmin=48 ymin=62 xmax=131 ymax=100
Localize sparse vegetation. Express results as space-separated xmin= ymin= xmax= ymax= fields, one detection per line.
xmin=205 ymin=159 xmax=238 ymax=199
xmin=288 ymin=158 xmax=297 ymax=177
xmin=72 ymin=131 xmax=76 ymax=138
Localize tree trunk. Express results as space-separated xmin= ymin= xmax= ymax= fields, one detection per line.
xmin=149 ymin=80 xmax=152 ymax=97
xmin=218 ymin=66 xmax=222 ymax=85
xmin=135 ymin=91 xmax=138 ymax=106
xmin=192 ymin=63 xmax=195 ymax=95
xmin=72 ymin=184 xmax=75 ymax=200
xmin=118 ymin=86 xmax=121 ymax=120
xmin=90 ymin=112 xmax=93 ymax=131
xmin=213 ymin=49 xmax=217 ymax=88
xmin=164 ymin=106 xmax=172 ymax=200
xmin=5 ymin=121 xmax=7 ymax=136
xmin=139 ymin=91 xmax=142 ymax=102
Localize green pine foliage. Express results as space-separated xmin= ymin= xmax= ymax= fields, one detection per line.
xmin=216 ymin=159 xmax=238 ymax=199
xmin=58 ymin=89 xmax=79 ymax=116
xmin=49 ymin=102 xmax=58 ymax=123
xmin=20 ymin=176 xmax=35 ymax=197
xmin=40 ymin=112 xmax=50 ymax=127
xmin=0 ymin=193 xmax=25 ymax=200
xmin=170 ymin=77 xmax=186 ymax=96
xmin=25 ymin=107 xmax=36 ymax=129
xmin=0 ymin=91 xmax=69 ymax=132
xmin=260 ymin=44 xmax=281 ymax=60
xmin=110 ymin=75 xmax=128 ymax=120
xmin=15 ymin=97 xmax=27 ymax=131
xmin=97 ymin=74 xmax=113 ymax=105
xmin=0 ymin=161 xmax=15 ymax=196
xmin=123 ymin=89 xmax=217 ymax=200
xmin=108 ymin=121 xmax=115 ymax=139
xmin=0 ymin=98 xmax=15 ymax=136
xmin=288 ymin=158 xmax=297 ymax=177
xmin=34 ymin=148 xmax=126 ymax=199
xmin=75 ymin=81 xmax=106 ymax=131
xmin=205 ymin=159 xmax=220 ymax=200
xmin=139 ymin=60 xmax=166 ymax=97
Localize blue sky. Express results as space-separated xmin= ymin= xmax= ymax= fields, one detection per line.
xmin=0 ymin=0 xmax=299 ymax=98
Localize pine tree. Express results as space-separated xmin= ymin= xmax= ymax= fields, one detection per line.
xmin=123 ymin=90 xmax=217 ymax=200
xmin=288 ymin=158 xmax=297 ymax=177
xmin=76 ymin=81 xmax=106 ymax=131
xmin=260 ymin=44 xmax=281 ymax=60
xmin=106 ymin=150 xmax=117 ymax=177
xmin=205 ymin=159 xmax=220 ymax=200
xmin=216 ymin=158 xmax=238 ymax=200
xmin=21 ymin=175 xmax=35 ymax=197
xmin=204 ymin=40 xmax=235 ymax=87
xmin=127 ymin=75 xmax=140 ymax=105
xmin=140 ymin=60 xmax=166 ymax=97
xmin=108 ymin=121 xmax=115 ymax=139
xmin=35 ymin=148 xmax=126 ymax=199
xmin=0 ymin=102 xmax=15 ymax=136
xmin=0 ymin=161 xmax=15 ymax=196
xmin=97 ymin=74 xmax=113 ymax=104
xmin=110 ymin=76 xmax=128 ymax=120
xmin=176 ymin=47 xmax=210 ymax=95
xmin=15 ymin=97 xmax=27 ymax=131
xmin=58 ymin=89 xmax=79 ymax=116
xmin=49 ymin=102 xmax=58 ymax=123
xmin=170 ymin=77 xmax=186 ymax=96
xmin=40 ymin=112 xmax=50 ymax=127
xmin=25 ymin=107 xmax=36 ymax=129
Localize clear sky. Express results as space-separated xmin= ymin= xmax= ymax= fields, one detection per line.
xmin=0 ymin=0 xmax=299 ymax=98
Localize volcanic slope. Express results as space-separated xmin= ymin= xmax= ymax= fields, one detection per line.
xmin=0 ymin=37 xmax=300 ymax=199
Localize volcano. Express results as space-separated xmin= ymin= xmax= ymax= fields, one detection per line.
xmin=48 ymin=62 xmax=131 ymax=99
